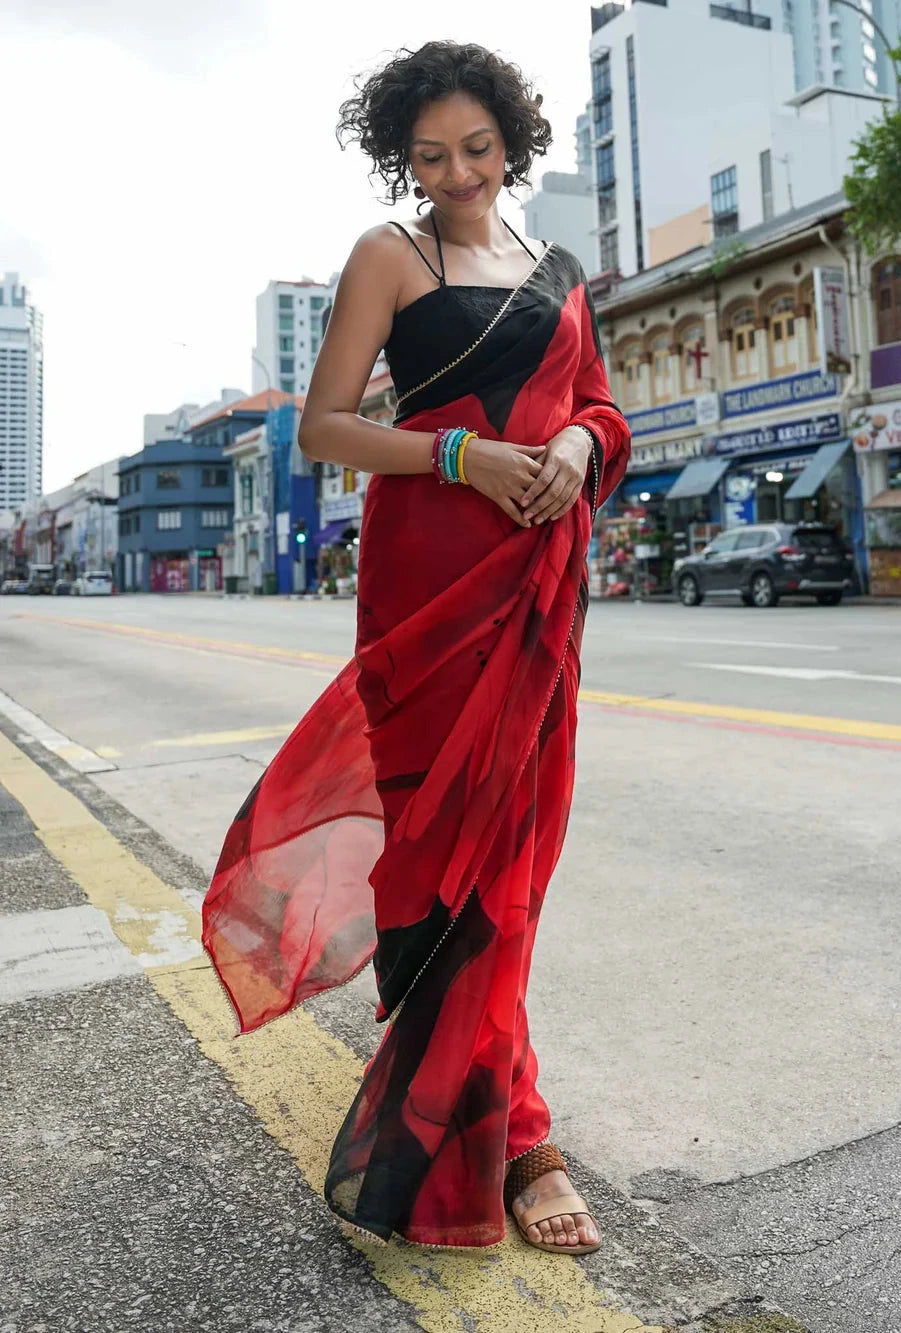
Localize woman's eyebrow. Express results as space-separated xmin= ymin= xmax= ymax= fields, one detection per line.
xmin=411 ymin=128 xmax=495 ymax=146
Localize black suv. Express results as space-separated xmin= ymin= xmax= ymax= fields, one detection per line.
xmin=673 ymin=523 xmax=854 ymax=608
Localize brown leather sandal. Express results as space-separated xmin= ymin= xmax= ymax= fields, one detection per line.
xmin=503 ymin=1142 xmax=602 ymax=1256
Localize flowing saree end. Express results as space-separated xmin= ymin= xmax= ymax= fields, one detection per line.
xmin=202 ymin=659 xmax=384 ymax=1034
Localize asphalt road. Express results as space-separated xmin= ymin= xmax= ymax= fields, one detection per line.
xmin=1 ymin=591 xmax=900 ymax=1333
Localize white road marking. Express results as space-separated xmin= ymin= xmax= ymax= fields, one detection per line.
xmin=0 ymin=689 xmax=116 ymax=773
xmin=0 ymin=904 xmax=141 ymax=1004
xmin=625 ymin=635 xmax=840 ymax=653
xmin=692 ymin=663 xmax=901 ymax=686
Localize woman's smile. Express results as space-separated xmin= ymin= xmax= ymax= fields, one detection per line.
xmin=443 ymin=182 xmax=484 ymax=203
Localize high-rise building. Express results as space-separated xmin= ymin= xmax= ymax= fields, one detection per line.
xmin=0 ymin=272 xmax=43 ymax=509
xmin=588 ymin=0 xmax=891 ymax=278
xmin=253 ymin=277 xmax=339 ymax=398
xmin=782 ymin=0 xmax=901 ymax=97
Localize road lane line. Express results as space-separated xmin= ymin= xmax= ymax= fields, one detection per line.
xmin=0 ymin=728 xmax=667 ymax=1333
xmin=692 ymin=662 xmax=901 ymax=686
xmin=16 ymin=613 xmax=899 ymax=747
xmin=623 ymin=634 xmax=840 ymax=652
xmin=145 ymin=724 xmax=294 ymax=749
xmin=578 ymin=690 xmax=901 ymax=744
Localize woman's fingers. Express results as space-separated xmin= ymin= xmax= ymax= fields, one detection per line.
xmin=524 ymin=473 xmax=570 ymax=521
xmin=532 ymin=479 xmax=582 ymax=523
xmin=519 ymin=460 xmax=559 ymax=510
xmin=499 ymin=494 xmax=532 ymax=528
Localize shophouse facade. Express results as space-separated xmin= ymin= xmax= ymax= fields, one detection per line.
xmin=595 ymin=192 xmax=872 ymax=591
xmin=312 ymin=369 xmax=394 ymax=593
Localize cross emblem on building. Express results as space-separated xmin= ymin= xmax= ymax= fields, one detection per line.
xmin=686 ymin=340 xmax=709 ymax=379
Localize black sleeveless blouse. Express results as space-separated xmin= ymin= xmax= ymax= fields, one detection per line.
xmin=382 ymin=214 xmax=539 ymax=402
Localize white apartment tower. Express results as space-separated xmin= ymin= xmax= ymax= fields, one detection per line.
xmin=784 ymin=0 xmax=901 ymax=96
xmin=0 ymin=272 xmax=43 ymax=508
xmin=588 ymin=0 xmax=892 ymax=279
xmin=253 ymin=277 xmax=339 ymax=397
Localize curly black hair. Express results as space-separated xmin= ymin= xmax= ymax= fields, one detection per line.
xmin=337 ymin=41 xmax=552 ymax=204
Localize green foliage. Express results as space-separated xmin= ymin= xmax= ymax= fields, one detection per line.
xmin=703 ymin=239 xmax=747 ymax=281
xmin=844 ymin=47 xmax=901 ymax=255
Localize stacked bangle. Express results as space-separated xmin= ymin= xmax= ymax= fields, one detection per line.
xmin=432 ymin=427 xmax=478 ymax=485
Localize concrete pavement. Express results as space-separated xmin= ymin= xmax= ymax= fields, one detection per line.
xmin=2 ymin=593 xmax=900 ymax=1329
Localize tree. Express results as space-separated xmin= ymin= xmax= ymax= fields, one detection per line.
xmin=844 ymin=46 xmax=901 ymax=255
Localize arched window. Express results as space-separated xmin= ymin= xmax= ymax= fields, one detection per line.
xmin=769 ymin=294 xmax=798 ymax=375
xmin=730 ymin=307 xmax=757 ymax=381
xmin=874 ymin=258 xmax=901 ymax=346
xmin=681 ymin=322 xmax=706 ymax=393
xmin=622 ymin=344 xmax=644 ymax=408
xmin=651 ymin=334 xmax=675 ymax=404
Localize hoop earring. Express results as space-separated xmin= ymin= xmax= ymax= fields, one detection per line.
xmin=503 ymin=171 xmax=514 ymax=188
xmin=413 ymin=185 xmax=426 ymax=199
xmin=416 ymin=198 xmax=429 ymax=215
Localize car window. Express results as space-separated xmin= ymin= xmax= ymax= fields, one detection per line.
xmin=792 ymin=527 xmax=843 ymax=550
xmin=704 ymin=532 xmax=741 ymax=555
xmin=734 ymin=529 xmax=765 ymax=550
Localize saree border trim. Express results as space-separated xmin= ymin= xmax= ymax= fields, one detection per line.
xmin=395 ymin=242 xmax=557 ymax=406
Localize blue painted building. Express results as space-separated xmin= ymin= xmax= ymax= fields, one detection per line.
xmin=118 ymin=389 xmax=316 ymax=594
xmin=117 ymin=436 xmax=233 ymax=592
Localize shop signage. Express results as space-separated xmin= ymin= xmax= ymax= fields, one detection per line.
xmin=709 ymin=412 xmax=842 ymax=459
xmin=850 ymin=400 xmax=901 ymax=452
xmin=723 ymin=473 xmax=755 ymax=527
xmin=813 ymin=266 xmax=852 ymax=376
xmin=321 ymin=494 xmax=363 ymax=521
xmin=695 ymin=391 xmax=720 ymax=426
xmin=722 ymin=370 xmax=839 ymax=420
xmin=627 ymin=397 xmax=698 ymax=437
xmin=629 ymin=436 xmax=705 ymax=471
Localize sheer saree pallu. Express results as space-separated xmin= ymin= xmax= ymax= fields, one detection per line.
xmin=202 ymin=244 xmax=631 ymax=1247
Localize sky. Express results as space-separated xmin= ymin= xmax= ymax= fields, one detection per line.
xmin=1 ymin=0 xmax=597 ymax=490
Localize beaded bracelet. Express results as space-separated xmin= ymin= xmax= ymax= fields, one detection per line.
xmin=432 ymin=427 xmax=477 ymax=484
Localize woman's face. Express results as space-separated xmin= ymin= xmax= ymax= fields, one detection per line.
xmin=409 ymin=92 xmax=506 ymax=216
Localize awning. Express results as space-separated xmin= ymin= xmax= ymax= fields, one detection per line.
xmin=313 ymin=518 xmax=358 ymax=547
xmin=665 ymin=457 xmax=730 ymax=501
xmin=784 ymin=439 xmax=851 ymax=500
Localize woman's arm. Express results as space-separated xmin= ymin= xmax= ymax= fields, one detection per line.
xmin=298 ymin=227 xmax=435 ymax=475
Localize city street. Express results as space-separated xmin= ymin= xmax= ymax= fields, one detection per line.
xmin=2 ymin=592 xmax=900 ymax=1332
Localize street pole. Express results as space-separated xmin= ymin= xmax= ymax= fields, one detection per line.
xmin=251 ymin=353 xmax=276 ymax=593
xmin=829 ymin=0 xmax=900 ymax=108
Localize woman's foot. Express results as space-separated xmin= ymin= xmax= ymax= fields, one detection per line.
xmin=508 ymin=1168 xmax=599 ymax=1249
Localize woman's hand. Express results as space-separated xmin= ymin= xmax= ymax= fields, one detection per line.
xmin=463 ymin=439 xmax=548 ymax=528
xmin=518 ymin=427 xmax=593 ymax=524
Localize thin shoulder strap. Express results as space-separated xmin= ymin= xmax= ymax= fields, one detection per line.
xmin=386 ymin=220 xmax=445 ymax=286
xmin=501 ymin=217 xmax=539 ymax=262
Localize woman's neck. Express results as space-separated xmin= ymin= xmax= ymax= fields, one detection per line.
xmin=429 ymin=203 xmax=510 ymax=255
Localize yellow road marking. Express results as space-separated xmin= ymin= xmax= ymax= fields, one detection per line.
xmin=25 ymin=611 xmax=899 ymax=747
xmin=95 ymin=745 xmax=122 ymax=758
xmin=145 ymin=724 xmax=294 ymax=749
xmin=0 ymin=728 xmax=667 ymax=1333
xmin=579 ymin=689 xmax=901 ymax=744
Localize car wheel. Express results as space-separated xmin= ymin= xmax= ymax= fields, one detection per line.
xmin=750 ymin=571 xmax=778 ymax=608
xmin=678 ymin=574 xmax=703 ymax=607
xmin=816 ymin=591 xmax=842 ymax=606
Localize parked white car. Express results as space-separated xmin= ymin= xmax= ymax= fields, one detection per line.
xmin=74 ymin=571 xmax=113 ymax=596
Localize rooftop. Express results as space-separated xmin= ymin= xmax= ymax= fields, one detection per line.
xmin=595 ymin=191 xmax=847 ymax=314
xmin=189 ymin=388 xmax=306 ymax=431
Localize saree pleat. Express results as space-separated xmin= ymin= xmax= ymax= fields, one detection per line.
xmin=202 ymin=244 xmax=631 ymax=1246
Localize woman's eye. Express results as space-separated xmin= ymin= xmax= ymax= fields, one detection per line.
xmin=422 ymin=155 xmax=442 ymax=165
xmin=469 ymin=146 xmax=490 ymax=156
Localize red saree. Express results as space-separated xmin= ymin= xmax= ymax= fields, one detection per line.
xmin=202 ymin=243 xmax=631 ymax=1246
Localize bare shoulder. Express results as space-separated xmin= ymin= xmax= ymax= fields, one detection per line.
xmin=348 ymin=222 xmax=417 ymax=267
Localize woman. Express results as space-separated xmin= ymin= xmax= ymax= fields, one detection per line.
xmin=203 ymin=40 xmax=630 ymax=1255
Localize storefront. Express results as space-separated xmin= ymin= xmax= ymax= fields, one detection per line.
xmin=851 ymin=400 xmax=901 ymax=595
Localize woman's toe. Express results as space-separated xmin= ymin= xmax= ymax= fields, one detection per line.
xmin=577 ymin=1216 xmax=598 ymax=1245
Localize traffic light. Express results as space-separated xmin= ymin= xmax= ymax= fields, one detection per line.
xmin=293 ymin=519 xmax=307 ymax=557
